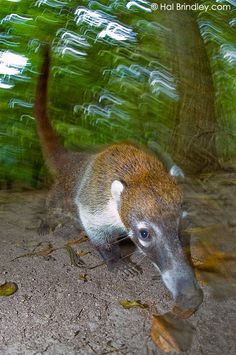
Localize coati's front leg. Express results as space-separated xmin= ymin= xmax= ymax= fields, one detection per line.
xmin=89 ymin=231 xmax=139 ymax=276
xmin=38 ymin=182 xmax=66 ymax=235
xmin=97 ymin=243 xmax=140 ymax=277
xmin=96 ymin=242 xmax=122 ymax=271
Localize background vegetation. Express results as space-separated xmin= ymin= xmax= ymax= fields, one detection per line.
xmin=0 ymin=0 xmax=235 ymax=188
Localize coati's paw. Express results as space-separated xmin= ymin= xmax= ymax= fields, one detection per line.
xmin=97 ymin=244 xmax=122 ymax=271
xmin=97 ymin=244 xmax=142 ymax=277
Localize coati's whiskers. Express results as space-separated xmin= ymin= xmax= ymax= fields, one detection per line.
xmin=109 ymin=234 xmax=131 ymax=245
xmin=132 ymin=253 xmax=147 ymax=267
xmin=121 ymin=250 xmax=139 ymax=261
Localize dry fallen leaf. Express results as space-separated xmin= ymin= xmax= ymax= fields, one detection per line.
xmin=191 ymin=237 xmax=236 ymax=277
xmin=151 ymin=313 xmax=195 ymax=353
xmin=79 ymin=273 xmax=88 ymax=282
xmin=11 ymin=242 xmax=55 ymax=261
xmin=186 ymin=224 xmax=236 ymax=298
xmin=119 ymin=300 xmax=149 ymax=309
xmin=66 ymin=245 xmax=86 ymax=267
xmin=0 ymin=282 xmax=18 ymax=297
xmin=66 ymin=234 xmax=88 ymax=246
xmin=186 ymin=224 xmax=222 ymax=237
xmin=193 ymin=250 xmax=235 ymax=274
xmin=36 ymin=242 xmax=54 ymax=256
xmin=77 ymin=250 xmax=90 ymax=257
xmin=194 ymin=194 xmax=221 ymax=209
xmin=194 ymin=248 xmax=236 ymax=292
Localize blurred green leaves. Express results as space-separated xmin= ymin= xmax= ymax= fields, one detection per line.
xmin=0 ymin=0 xmax=235 ymax=187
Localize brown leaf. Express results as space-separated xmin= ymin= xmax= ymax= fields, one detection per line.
xmin=151 ymin=313 xmax=195 ymax=353
xmin=186 ymin=224 xmax=222 ymax=237
xmin=194 ymin=194 xmax=220 ymax=209
xmin=0 ymin=282 xmax=18 ymax=297
xmin=66 ymin=245 xmax=86 ymax=267
xmin=119 ymin=300 xmax=149 ymax=309
xmin=66 ymin=234 xmax=88 ymax=246
xmin=35 ymin=242 xmax=54 ymax=256
xmin=11 ymin=242 xmax=55 ymax=261
xmin=194 ymin=250 xmax=234 ymax=273
xmin=79 ymin=273 xmax=88 ymax=282
xmin=77 ymin=250 xmax=90 ymax=257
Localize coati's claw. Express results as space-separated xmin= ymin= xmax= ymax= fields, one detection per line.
xmin=127 ymin=261 xmax=143 ymax=275
xmin=116 ymin=260 xmax=140 ymax=279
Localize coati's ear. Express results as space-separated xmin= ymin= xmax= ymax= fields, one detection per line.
xmin=169 ymin=164 xmax=184 ymax=178
xmin=111 ymin=180 xmax=125 ymax=203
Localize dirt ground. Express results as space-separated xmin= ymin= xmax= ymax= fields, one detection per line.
xmin=0 ymin=172 xmax=236 ymax=355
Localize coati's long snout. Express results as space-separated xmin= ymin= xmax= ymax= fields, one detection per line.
xmin=159 ymin=240 xmax=203 ymax=317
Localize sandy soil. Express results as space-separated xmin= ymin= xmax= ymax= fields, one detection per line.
xmin=0 ymin=172 xmax=236 ymax=355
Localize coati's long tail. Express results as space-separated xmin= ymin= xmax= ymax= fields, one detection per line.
xmin=35 ymin=45 xmax=66 ymax=171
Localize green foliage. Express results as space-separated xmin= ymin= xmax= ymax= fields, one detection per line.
xmin=0 ymin=0 xmax=235 ymax=187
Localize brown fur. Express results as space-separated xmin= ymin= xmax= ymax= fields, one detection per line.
xmin=81 ymin=142 xmax=182 ymax=216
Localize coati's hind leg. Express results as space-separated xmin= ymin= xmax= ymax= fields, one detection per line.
xmin=38 ymin=182 xmax=82 ymax=238
xmin=38 ymin=183 xmax=64 ymax=235
xmin=37 ymin=209 xmax=78 ymax=236
xmin=38 ymin=206 xmax=83 ymax=238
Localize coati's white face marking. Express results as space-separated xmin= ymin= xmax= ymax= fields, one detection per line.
xmin=161 ymin=265 xmax=182 ymax=298
xmin=137 ymin=222 xmax=148 ymax=230
xmin=151 ymin=223 xmax=162 ymax=237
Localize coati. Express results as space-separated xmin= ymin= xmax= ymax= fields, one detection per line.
xmin=35 ymin=46 xmax=203 ymax=317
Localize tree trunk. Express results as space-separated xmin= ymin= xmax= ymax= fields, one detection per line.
xmin=164 ymin=0 xmax=219 ymax=174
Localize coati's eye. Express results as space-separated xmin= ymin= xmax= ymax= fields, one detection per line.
xmin=139 ymin=228 xmax=150 ymax=240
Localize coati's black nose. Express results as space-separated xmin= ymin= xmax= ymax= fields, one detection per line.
xmin=172 ymin=278 xmax=203 ymax=318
